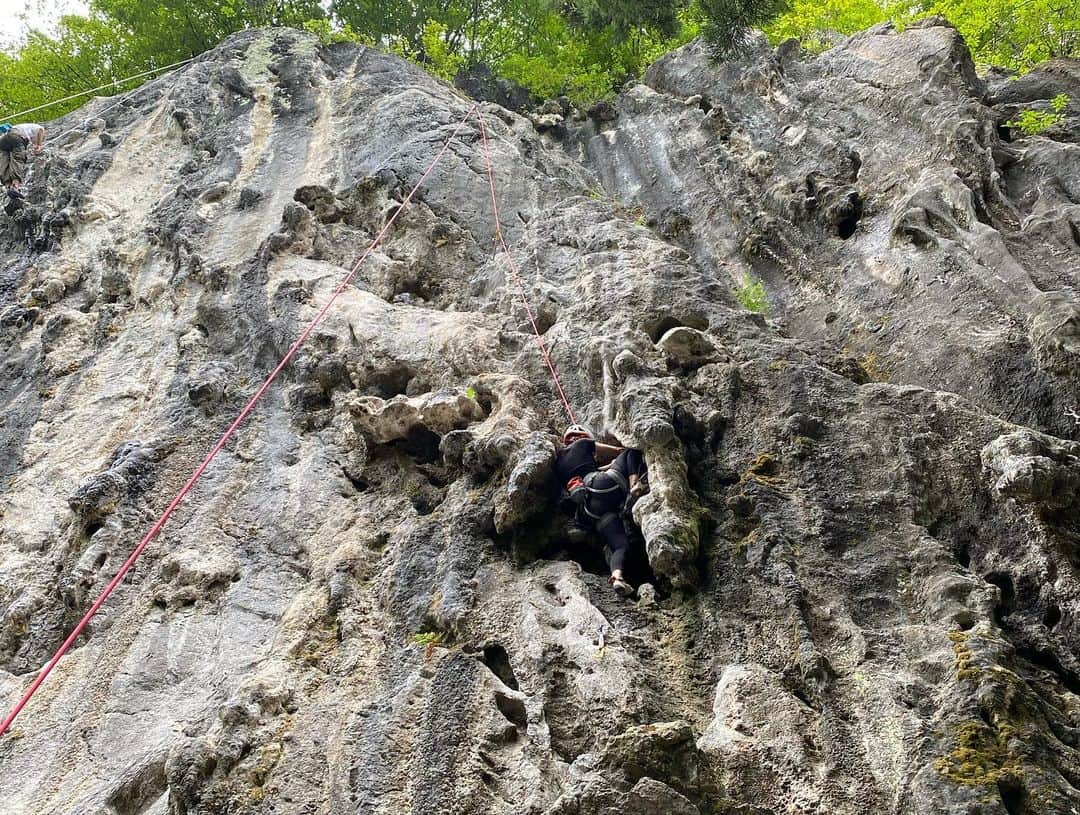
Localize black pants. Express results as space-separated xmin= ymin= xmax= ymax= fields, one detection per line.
xmin=584 ymin=449 xmax=646 ymax=575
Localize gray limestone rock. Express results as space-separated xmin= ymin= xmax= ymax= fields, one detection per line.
xmin=2 ymin=23 xmax=1080 ymax=815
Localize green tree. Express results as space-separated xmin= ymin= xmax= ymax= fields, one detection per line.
xmin=696 ymin=0 xmax=791 ymax=56
xmin=0 ymin=14 xmax=138 ymax=120
xmin=92 ymin=0 xmax=325 ymax=62
xmin=568 ymin=0 xmax=688 ymax=40
xmin=906 ymin=0 xmax=1079 ymax=69
xmin=765 ymin=0 xmax=888 ymax=53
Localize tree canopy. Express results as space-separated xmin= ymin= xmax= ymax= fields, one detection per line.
xmin=1 ymin=0 xmax=1075 ymax=123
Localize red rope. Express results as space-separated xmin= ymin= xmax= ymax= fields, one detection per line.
xmin=0 ymin=104 xmax=479 ymax=739
xmin=474 ymin=111 xmax=577 ymax=425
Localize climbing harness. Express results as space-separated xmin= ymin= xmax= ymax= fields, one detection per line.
xmin=565 ymin=468 xmax=631 ymax=534
xmin=0 ymin=103 xmax=583 ymax=739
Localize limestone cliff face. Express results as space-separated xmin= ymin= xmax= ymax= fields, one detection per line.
xmin=1 ymin=21 xmax=1079 ymax=815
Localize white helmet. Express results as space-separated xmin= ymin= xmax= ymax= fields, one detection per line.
xmin=562 ymin=424 xmax=593 ymax=443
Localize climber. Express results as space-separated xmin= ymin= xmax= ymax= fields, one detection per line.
xmin=555 ymin=425 xmax=648 ymax=598
xmin=0 ymin=122 xmax=45 ymax=199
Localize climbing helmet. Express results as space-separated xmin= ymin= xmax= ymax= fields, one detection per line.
xmin=562 ymin=424 xmax=593 ymax=443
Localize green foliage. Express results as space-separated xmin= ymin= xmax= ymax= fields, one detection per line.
xmin=736 ymin=274 xmax=770 ymax=314
xmin=410 ymin=631 xmax=445 ymax=647
xmin=568 ymin=0 xmax=688 ymax=41
xmin=742 ymin=0 xmax=1078 ymax=71
xmin=764 ymin=0 xmax=888 ymax=53
xmin=0 ymin=0 xmax=328 ymax=120
xmin=1006 ymin=95 xmax=1069 ymax=135
xmin=301 ymin=19 xmax=367 ymax=46
xmin=696 ymin=0 xmax=791 ymax=56
xmin=494 ymin=7 xmax=696 ymax=104
xmin=3 ymin=0 xmax=1072 ymax=129
xmin=906 ymin=0 xmax=1080 ymax=70
xmin=420 ymin=20 xmax=466 ymax=80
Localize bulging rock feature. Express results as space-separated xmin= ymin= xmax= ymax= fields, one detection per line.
xmin=981 ymin=430 xmax=1080 ymax=509
xmin=1 ymin=22 xmax=1080 ymax=815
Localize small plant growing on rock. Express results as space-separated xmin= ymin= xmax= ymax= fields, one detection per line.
xmin=1007 ymin=94 xmax=1069 ymax=136
xmin=736 ymin=274 xmax=769 ymax=314
xmin=411 ymin=631 xmax=444 ymax=646
xmin=410 ymin=631 xmax=446 ymax=659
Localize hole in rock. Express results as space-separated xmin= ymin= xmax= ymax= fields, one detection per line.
xmin=1015 ymin=645 xmax=1080 ymax=695
xmin=409 ymin=490 xmax=444 ymax=516
xmin=985 ymin=572 xmax=1015 ymax=626
xmin=94 ymin=552 xmax=107 ymax=570
xmin=836 ymin=195 xmax=862 ymax=240
xmin=997 ymin=775 xmax=1026 ymax=815
xmin=955 ymin=611 xmax=976 ymax=631
xmin=105 ymin=757 xmax=167 ymax=815
xmin=85 ymin=520 xmax=105 ymax=538
xmin=532 ymin=306 xmax=557 ymax=335
xmin=544 ymin=669 xmax=589 ymax=762
xmin=996 ymin=123 xmax=1014 ymax=143
xmin=391 ymin=426 xmax=441 ymax=464
xmin=482 ymin=644 xmax=519 ymax=690
xmin=1044 ymin=604 xmax=1062 ymax=629
xmin=645 ymin=315 xmax=708 ymax=344
xmin=365 ymin=364 xmax=414 ymax=399
xmin=342 ymin=469 xmax=370 ymax=493
xmin=424 ymin=470 xmax=449 ymax=489
xmin=494 ymin=689 xmax=527 ymax=730
xmin=205 ymin=578 xmax=230 ymax=596
xmin=955 ymin=542 xmax=972 ymax=569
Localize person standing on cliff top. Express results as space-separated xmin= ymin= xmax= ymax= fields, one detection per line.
xmin=0 ymin=122 xmax=46 ymax=199
xmin=555 ymin=425 xmax=649 ymax=597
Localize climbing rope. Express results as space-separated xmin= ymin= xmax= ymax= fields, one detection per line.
xmin=43 ymin=59 xmax=197 ymax=147
xmin=474 ymin=110 xmax=578 ymax=425
xmin=0 ymin=103 xmax=579 ymax=739
xmin=0 ymin=58 xmax=196 ymax=123
xmin=0 ymin=103 xmax=479 ymax=739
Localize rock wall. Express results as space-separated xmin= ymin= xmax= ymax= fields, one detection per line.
xmin=0 ymin=21 xmax=1078 ymax=815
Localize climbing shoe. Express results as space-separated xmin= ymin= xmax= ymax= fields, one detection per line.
xmin=609 ymin=575 xmax=634 ymax=597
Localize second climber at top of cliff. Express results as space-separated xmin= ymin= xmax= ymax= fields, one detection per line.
xmin=0 ymin=122 xmax=46 ymax=199
xmin=554 ymin=424 xmax=649 ymax=598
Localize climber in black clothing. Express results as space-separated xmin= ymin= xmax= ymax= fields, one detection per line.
xmin=555 ymin=425 xmax=648 ymax=597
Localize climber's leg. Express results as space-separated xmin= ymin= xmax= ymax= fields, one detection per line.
xmin=610 ymin=449 xmax=647 ymax=495
xmin=596 ymin=513 xmax=633 ymax=596
xmin=7 ymin=146 xmax=26 ymax=190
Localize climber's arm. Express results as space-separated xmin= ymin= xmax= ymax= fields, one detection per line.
xmin=593 ymin=442 xmax=623 ymax=465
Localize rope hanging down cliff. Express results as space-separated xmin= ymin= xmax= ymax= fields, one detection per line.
xmin=0 ymin=104 xmax=578 ymax=738
xmin=0 ymin=58 xmax=196 ymax=123
xmin=474 ymin=110 xmax=578 ymax=426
